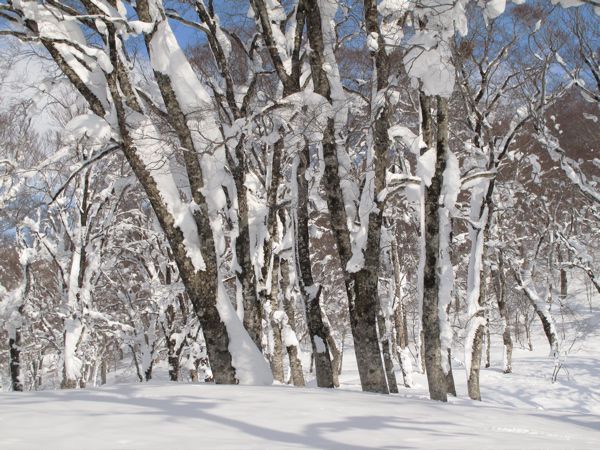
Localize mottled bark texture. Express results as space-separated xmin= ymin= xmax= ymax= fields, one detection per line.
xmin=280 ymin=259 xmax=306 ymax=387
xmin=163 ymin=301 xmax=183 ymax=382
xmin=269 ymin=255 xmax=285 ymax=383
xmin=7 ymin=258 xmax=30 ymax=392
xmin=378 ymin=312 xmax=399 ymax=393
xmin=445 ymin=349 xmax=457 ymax=397
xmin=112 ymin=3 xmax=237 ymax=383
xmin=422 ymin=96 xmax=449 ymax=402
xmin=303 ymin=0 xmax=389 ymax=393
xmin=259 ymin=134 xmax=285 ymax=355
xmin=195 ymin=0 xmax=264 ymax=353
xmin=494 ymin=255 xmax=513 ymax=373
xmin=467 ymin=156 xmax=498 ymax=400
xmin=516 ymin=276 xmax=559 ymax=356
xmin=296 ymin=145 xmax=335 ymax=388
xmin=421 ymin=96 xmax=449 ymax=401
xmin=9 ymin=327 xmax=23 ymax=392
xmin=391 ymin=237 xmax=412 ymax=387
xmin=233 ymin=159 xmax=263 ymax=351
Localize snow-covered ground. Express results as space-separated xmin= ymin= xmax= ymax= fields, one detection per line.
xmin=2 ymin=332 xmax=599 ymax=449
xmin=1 ymin=278 xmax=599 ymax=449
xmin=0 ymin=379 xmax=598 ymax=449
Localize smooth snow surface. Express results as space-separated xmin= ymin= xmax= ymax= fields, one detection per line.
xmin=0 ymin=381 xmax=597 ymax=449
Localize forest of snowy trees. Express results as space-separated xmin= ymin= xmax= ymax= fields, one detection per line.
xmin=0 ymin=0 xmax=598 ymax=410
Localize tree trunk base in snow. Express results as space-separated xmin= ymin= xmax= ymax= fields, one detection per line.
xmin=286 ymin=345 xmax=305 ymax=387
xmin=445 ymin=349 xmax=457 ymax=397
xmin=9 ymin=334 xmax=23 ymax=392
xmin=467 ymin=325 xmax=485 ymax=401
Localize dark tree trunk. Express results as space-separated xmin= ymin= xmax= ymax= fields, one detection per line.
xmin=485 ymin=320 xmax=492 ymax=369
xmin=467 ymin=326 xmax=484 ymax=401
xmin=130 ymin=345 xmax=143 ymax=383
xmin=421 ymin=96 xmax=450 ymax=402
xmin=105 ymin=6 xmax=238 ymax=384
xmin=259 ymin=133 xmax=286 ymax=353
xmin=560 ymin=256 xmax=568 ymax=301
xmin=534 ymin=305 xmax=559 ymax=355
xmin=163 ymin=300 xmax=180 ymax=382
xmin=101 ymin=357 xmax=108 ymax=385
xmin=268 ymin=255 xmax=285 ymax=383
xmin=492 ymin=251 xmax=513 ymax=373
xmin=280 ymin=258 xmax=306 ymax=387
xmin=144 ymin=363 xmax=153 ymax=382
xmin=168 ymin=340 xmax=180 ymax=382
xmin=302 ymin=285 xmax=335 ymax=389
xmin=296 ymin=142 xmax=335 ymax=389
xmin=325 ymin=334 xmax=342 ymax=388
xmin=9 ymin=330 xmax=23 ymax=392
xmin=232 ymin=150 xmax=262 ymax=351
xmin=445 ymin=350 xmax=457 ymax=397
xmin=286 ymin=344 xmax=305 ymax=387
xmin=303 ymin=0 xmax=389 ymax=393
xmin=34 ymin=356 xmax=43 ymax=390
xmin=378 ymin=312 xmax=399 ymax=393
xmin=466 ymin=146 xmax=497 ymax=401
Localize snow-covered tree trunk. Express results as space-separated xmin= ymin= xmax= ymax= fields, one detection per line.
xmin=164 ymin=302 xmax=180 ymax=382
xmin=464 ymin=190 xmax=489 ymax=401
xmin=268 ymin=255 xmax=285 ymax=383
xmin=232 ymin=155 xmax=263 ymax=351
xmin=9 ymin=326 xmax=24 ymax=392
xmin=261 ymin=133 xmax=285 ymax=361
xmin=192 ymin=0 xmax=265 ymax=355
xmin=5 ymin=251 xmax=31 ymax=392
xmin=0 ymin=249 xmax=32 ymax=392
xmin=295 ymin=143 xmax=335 ymax=388
xmin=279 ymin=258 xmax=305 ymax=387
xmin=493 ymin=254 xmax=513 ymax=373
xmin=303 ymin=0 xmax=389 ymax=393
xmin=124 ymin=1 xmax=240 ymax=383
xmin=422 ymin=96 xmax=458 ymax=402
xmin=515 ymin=270 xmax=559 ymax=356
xmin=377 ymin=311 xmax=398 ymax=393
xmin=391 ymin=235 xmax=412 ymax=387
xmin=414 ymin=91 xmax=433 ymax=376
xmin=62 ymin=171 xmax=91 ymax=389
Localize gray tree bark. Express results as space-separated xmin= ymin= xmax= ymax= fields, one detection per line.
xmin=421 ymin=96 xmax=450 ymax=402
xmin=280 ymin=258 xmax=306 ymax=387
xmin=9 ymin=326 xmax=24 ymax=392
xmin=377 ymin=311 xmax=399 ymax=393
xmin=390 ymin=236 xmax=412 ymax=388
xmin=109 ymin=5 xmax=237 ymax=383
xmin=268 ymin=255 xmax=285 ymax=383
xmin=302 ymin=0 xmax=389 ymax=394
xmin=493 ymin=253 xmax=513 ymax=373
xmin=295 ymin=141 xmax=335 ymax=388
xmin=194 ymin=1 xmax=264 ymax=352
